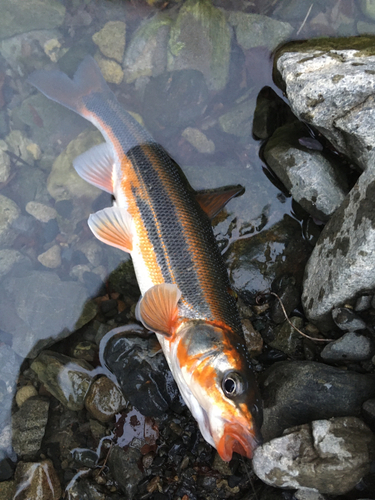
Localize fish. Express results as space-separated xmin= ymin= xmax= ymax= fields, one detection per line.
xmin=28 ymin=56 xmax=262 ymax=461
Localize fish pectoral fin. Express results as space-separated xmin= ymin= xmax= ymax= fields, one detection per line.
xmin=136 ymin=284 xmax=181 ymax=337
xmin=196 ymin=184 xmax=245 ymax=219
xmin=88 ymin=206 xmax=133 ymax=252
xmin=73 ymin=143 xmax=115 ymax=194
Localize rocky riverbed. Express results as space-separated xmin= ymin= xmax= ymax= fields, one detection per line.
xmin=1 ymin=0 xmax=375 ymax=499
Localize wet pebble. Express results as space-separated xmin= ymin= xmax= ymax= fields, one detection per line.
xmin=362 ymin=399 xmax=375 ymax=429
xmin=84 ymin=376 xmax=127 ymax=423
xmin=294 ymin=489 xmax=326 ymax=500
xmin=37 ymin=244 xmax=61 ymax=268
xmin=92 ymin=21 xmax=126 ymax=63
xmin=355 ymin=295 xmax=373 ymax=312
xmin=108 ymin=445 xmax=144 ymax=499
xmin=270 ymin=276 xmax=300 ymax=324
xmin=14 ymin=459 xmax=61 ymax=500
xmin=31 ymin=351 xmax=94 ymax=411
xmin=253 ymin=417 xmax=375 ymax=494
xmin=12 ymin=397 xmax=49 ymax=458
xmin=71 ymin=340 xmax=98 ymax=363
xmin=0 ymin=480 xmax=15 ymax=499
xmin=332 ymin=307 xmax=367 ymax=332
xmin=15 ymin=385 xmax=38 ymax=407
xmin=268 ymin=316 xmax=304 ymax=358
xmin=0 ymin=194 xmax=20 ymax=246
xmin=260 ymin=360 xmax=375 ymax=440
xmin=321 ymin=332 xmax=374 ymax=362
xmin=25 ymin=201 xmax=57 ymax=223
xmin=242 ymin=319 xmax=263 ymax=357
xmin=181 ymin=127 xmax=215 ymax=154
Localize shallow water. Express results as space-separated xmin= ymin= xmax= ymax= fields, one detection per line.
xmin=0 ymin=0 xmax=372 ymax=497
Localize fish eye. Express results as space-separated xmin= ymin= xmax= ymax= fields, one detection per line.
xmin=222 ymin=372 xmax=244 ymax=398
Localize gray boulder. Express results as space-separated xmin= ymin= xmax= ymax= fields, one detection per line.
xmin=253 ymin=417 xmax=375 ymax=494
xmin=260 ymin=361 xmax=375 ymax=441
xmin=302 ymin=160 xmax=375 ymax=330
xmin=276 ymin=37 xmax=375 ymax=171
xmin=0 ymin=271 xmax=90 ymax=358
xmin=264 ymin=121 xmax=348 ymax=221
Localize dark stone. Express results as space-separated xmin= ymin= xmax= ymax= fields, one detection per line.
xmin=43 ymin=218 xmax=59 ymax=243
xmin=72 ymin=448 xmax=98 ymax=468
xmin=270 ymin=275 xmax=300 ymax=324
xmin=55 ymin=199 xmax=73 ymax=218
xmin=0 ymin=457 xmax=15 ymax=481
xmin=252 ymin=86 xmax=295 ymax=140
xmin=103 ymin=332 xmax=185 ymax=417
xmin=260 ymin=360 xmax=375 ymax=440
xmin=332 ymin=307 xmax=367 ymax=331
xmin=107 ymin=445 xmax=143 ymax=499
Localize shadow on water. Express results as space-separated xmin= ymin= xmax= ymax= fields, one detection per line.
xmin=0 ymin=0 xmax=372 ymax=498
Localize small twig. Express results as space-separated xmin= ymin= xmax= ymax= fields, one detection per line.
xmin=98 ymin=440 xmax=114 ymax=475
xmin=270 ymin=292 xmax=334 ymax=342
xmin=297 ymin=2 xmax=313 ymax=35
xmin=5 ymin=150 xmax=34 ymax=168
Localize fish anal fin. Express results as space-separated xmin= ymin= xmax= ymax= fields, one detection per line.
xmin=136 ymin=284 xmax=181 ymax=337
xmin=73 ymin=143 xmax=114 ymax=194
xmin=88 ymin=206 xmax=133 ymax=253
xmin=196 ymin=184 xmax=245 ymax=219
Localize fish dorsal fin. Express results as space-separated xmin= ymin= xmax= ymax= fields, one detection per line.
xmin=136 ymin=284 xmax=181 ymax=337
xmin=88 ymin=206 xmax=133 ymax=253
xmin=73 ymin=143 xmax=114 ymax=194
xmin=196 ymin=184 xmax=245 ymax=219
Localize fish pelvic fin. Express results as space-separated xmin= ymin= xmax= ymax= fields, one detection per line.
xmin=88 ymin=207 xmax=133 ymax=253
xmin=27 ymin=56 xmax=110 ymax=116
xmin=136 ymin=284 xmax=181 ymax=337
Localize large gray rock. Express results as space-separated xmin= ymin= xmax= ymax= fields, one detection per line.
xmin=302 ymin=161 xmax=375 ymax=330
xmin=0 ymin=0 xmax=65 ymax=40
xmin=228 ymin=12 xmax=293 ymax=51
xmin=276 ymin=37 xmax=375 ymax=171
xmin=0 ymin=271 xmax=90 ymax=358
xmin=167 ymin=0 xmax=231 ymax=91
xmin=253 ymin=417 xmax=375 ymax=494
xmin=123 ymin=13 xmax=171 ymax=83
xmin=264 ymin=122 xmax=348 ymax=221
xmin=321 ymin=332 xmax=374 ymax=363
xmin=260 ymin=361 xmax=375 ymax=441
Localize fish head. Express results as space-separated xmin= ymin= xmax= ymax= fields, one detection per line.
xmin=174 ymin=321 xmax=263 ymax=461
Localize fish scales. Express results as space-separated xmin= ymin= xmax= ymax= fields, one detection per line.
xmin=83 ymin=89 xmax=243 ymax=333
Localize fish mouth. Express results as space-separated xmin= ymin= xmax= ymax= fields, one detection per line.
xmin=216 ymin=423 xmax=261 ymax=462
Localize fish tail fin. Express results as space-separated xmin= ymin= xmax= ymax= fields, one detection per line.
xmin=27 ymin=56 xmax=110 ymax=117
